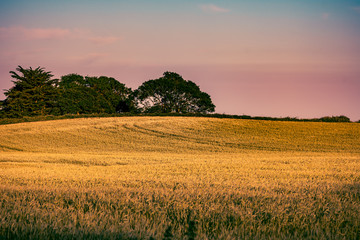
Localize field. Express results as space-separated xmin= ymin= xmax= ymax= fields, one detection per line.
xmin=0 ymin=116 xmax=359 ymax=239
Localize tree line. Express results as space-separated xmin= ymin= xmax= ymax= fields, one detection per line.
xmin=0 ymin=66 xmax=215 ymax=118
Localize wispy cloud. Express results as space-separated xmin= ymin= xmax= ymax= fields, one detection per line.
xmin=353 ymin=7 xmax=360 ymax=13
xmin=0 ymin=26 xmax=120 ymax=45
xmin=199 ymin=4 xmax=230 ymax=13
xmin=0 ymin=26 xmax=70 ymax=40
xmin=89 ymin=36 xmax=121 ymax=45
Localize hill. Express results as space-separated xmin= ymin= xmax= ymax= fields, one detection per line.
xmin=1 ymin=116 xmax=359 ymax=154
xmin=0 ymin=117 xmax=359 ymax=239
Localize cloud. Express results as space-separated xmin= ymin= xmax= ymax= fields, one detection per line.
xmin=199 ymin=4 xmax=230 ymax=13
xmin=0 ymin=26 xmax=70 ymax=40
xmin=25 ymin=28 xmax=71 ymax=40
xmin=353 ymin=7 xmax=360 ymax=13
xmin=89 ymin=36 xmax=120 ymax=45
xmin=0 ymin=26 xmax=121 ymax=44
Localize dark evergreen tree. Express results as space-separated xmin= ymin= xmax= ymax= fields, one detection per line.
xmin=134 ymin=72 xmax=215 ymax=113
xmin=2 ymin=66 xmax=59 ymax=117
xmin=0 ymin=100 xmax=4 ymax=118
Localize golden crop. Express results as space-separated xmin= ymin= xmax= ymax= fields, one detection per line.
xmin=0 ymin=117 xmax=359 ymax=239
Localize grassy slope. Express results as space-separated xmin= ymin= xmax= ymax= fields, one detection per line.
xmin=0 ymin=117 xmax=359 ymax=239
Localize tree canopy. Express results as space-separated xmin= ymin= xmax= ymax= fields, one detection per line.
xmin=57 ymin=74 xmax=132 ymax=115
xmin=2 ymin=66 xmax=59 ymax=117
xmin=0 ymin=66 xmax=216 ymax=118
xmin=0 ymin=66 xmax=355 ymax=122
xmin=134 ymin=72 xmax=215 ymax=114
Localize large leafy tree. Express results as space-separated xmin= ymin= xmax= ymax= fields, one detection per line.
xmin=134 ymin=72 xmax=215 ymax=113
xmin=57 ymin=74 xmax=98 ymax=115
xmin=2 ymin=66 xmax=59 ymax=117
xmin=86 ymin=76 xmax=133 ymax=113
xmin=57 ymin=74 xmax=132 ymax=114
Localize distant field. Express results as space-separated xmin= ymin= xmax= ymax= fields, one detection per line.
xmin=0 ymin=117 xmax=359 ymax=239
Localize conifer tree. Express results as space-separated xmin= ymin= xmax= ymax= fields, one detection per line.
xmin=2 ymin=66 xmax=59 ymax=117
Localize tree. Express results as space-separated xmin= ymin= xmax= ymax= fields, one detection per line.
xmin=2 ymin=66 xmax=59 ymax=117
xmin=319 ymin=115 xmax=351 ymax=122
xmin=86 ymin=76 xmax=133 ymax=113
xmin=57 ymin=74 xmax=98 ymax=115
xmin=57 ymin=74 xmax=132 ymax=114
xmin=134 ymin=72 xmax=215 ymax=114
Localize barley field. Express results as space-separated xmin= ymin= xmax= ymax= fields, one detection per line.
xmin=0 ymin=117 xmax=359 ymax=239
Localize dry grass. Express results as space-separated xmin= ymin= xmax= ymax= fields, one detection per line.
xmin=0 ymin=117 xmax=359 ymax=239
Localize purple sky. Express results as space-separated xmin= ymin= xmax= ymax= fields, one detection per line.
xmin=1 ymin=0 xmax=360 ymax=120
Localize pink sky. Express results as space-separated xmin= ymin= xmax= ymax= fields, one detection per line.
xmin=1 ymin=1 xmax=359 ymax=120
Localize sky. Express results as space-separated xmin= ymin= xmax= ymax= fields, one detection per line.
xmin=1 ymin=0 xmax=360 ymax=120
